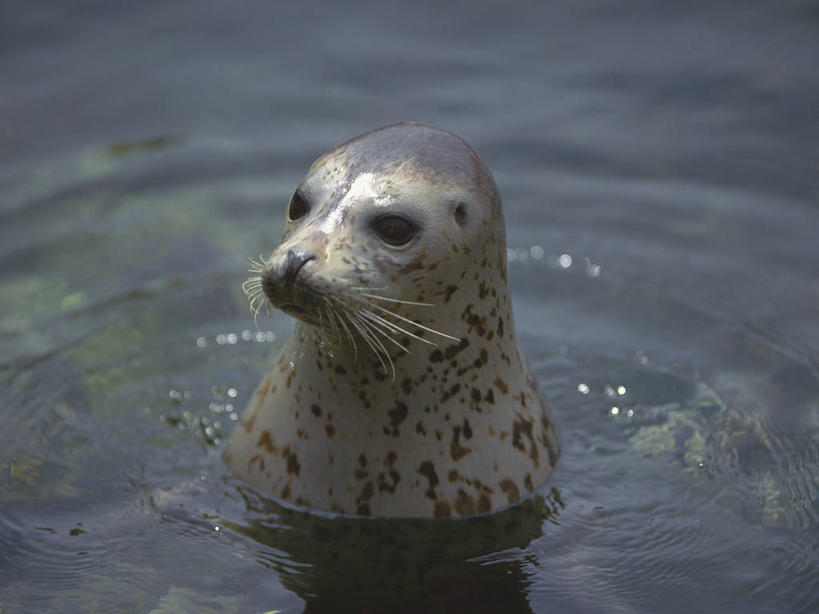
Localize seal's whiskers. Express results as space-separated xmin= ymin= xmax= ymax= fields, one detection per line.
xmin=358 ymin=311 xmax=411 ymax=355
xmin=347 ymin=312 xmax=392 ymax=378
xmin=242 ymin=275 xmax=267 ymax=328
xmin=354 ymin=291 xmax=434 ymax=308
xmin=248 ymin=254 xmax=266 ymax=273
xmin=335 ymin=310 xmax=359 ymax=360
xmin=368 ymin=303 xmax=459 ymax=342
xmin=359 ymin=309 xmax=433 ymax=346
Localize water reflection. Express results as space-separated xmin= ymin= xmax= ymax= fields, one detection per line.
xmin=223 ymin=486 xmax=564 ymax=613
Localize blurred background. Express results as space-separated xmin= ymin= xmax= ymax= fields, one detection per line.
xmin=1 ymin=1 xmax=818 ymax=612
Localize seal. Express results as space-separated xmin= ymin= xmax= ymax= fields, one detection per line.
xmin=225 ymin=123 xmax=558 ymax=517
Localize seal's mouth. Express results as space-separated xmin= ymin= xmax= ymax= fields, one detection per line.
xmin=280 ymin=303 xmax=306 ymax=317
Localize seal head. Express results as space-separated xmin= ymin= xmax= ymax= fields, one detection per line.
xmin=227 ymin=123 xmax=558 ymax=517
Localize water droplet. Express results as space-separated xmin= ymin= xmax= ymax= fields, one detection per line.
xmin=617 ymin=385 xmax=627 ymax=395
xmin=577 ymin=383 xmax=590 ymax=394
xmin=558 ymin=254 xmax=572 ymax=268
xmin=196 ymin=336 xmax=207 ymax=348
xmin=227 ymin=387 xmax=237 ymax=398
xmin=241 ymin=330 xmax=252 ymax=341
xmin=610 ymin=406 xmax=620 ymax=415
xmin=227 ymin=333 xmax=238 ymax=344
xmin=530 ymin=244 xmax=544 ymax=259
xmin=216 ymin=334 xmax=226 ymax=345
xmin=604 ymin=385 xmax=615 ymax=397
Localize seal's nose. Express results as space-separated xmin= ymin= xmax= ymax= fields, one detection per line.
xmin=261 ymin=248 xmax=316 ymax=304
xmin=282 ymin=249 xmax=315 ymax=286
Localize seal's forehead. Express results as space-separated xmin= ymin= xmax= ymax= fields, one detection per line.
xmin=309 ymin=123 xmax=500 ymax=213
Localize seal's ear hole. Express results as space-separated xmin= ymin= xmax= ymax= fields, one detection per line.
xmin=454 ymin=203 xmax=467 ymax=227
xmin=288 ymin=191 xmax=309 ymax=221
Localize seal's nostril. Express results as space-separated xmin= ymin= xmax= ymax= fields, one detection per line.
xmin=283 ymin=249 xmax=315 ymax=285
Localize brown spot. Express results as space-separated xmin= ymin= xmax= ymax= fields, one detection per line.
xmin=478 ymin=494 xmax=491 ymax=514
xmin=286 ymin=370 xmax=295 ymax=389
xmin=454 ymin=489 xmax=477 ymax=516
xmin=256 ymin=430 xmax=276 ymax=453
xmin=388 ymin=401 xmax=408 ymax=427
xmin=248 ymin=454 xmax=263 ymax=472
xmin=462 ymin=418 xmax=473 ymax=439
xmin=471 ymin=388 xmax=481 ymax=402
xmin=478 ymin=281 xmax=489 ymax=299
xmin=415 ymin=421 xmax=427 ymax=435
xmin=325 ymin=423 xmax=336 ymax=438
xmin=358 ymin=453 xmax=367 ymax=468
xmin=524 ymin=473 xmax=534 ymax=492
xmin=311 ymin=404 xmax=322 ymax=417
xmin=357 ymin=504 xmax=371 ymax=515
xmin=399 ymin=259 xmax=425 ymax=275
xmin=417 ymin=461 xmax=439 ymax=499
xmin=485 ymin=388 xmax=495 ymax=404
xmin=499 ymin=479 xmax=520 ymax=504
xmin=448 ymin=469 xmax=460 ymax=483
xmin=386 ymin=450 xmax=397 ymax=466
xmin=429 ymin=349 xmax=443 ymax=363
xmin=497 ymin=317 xmax=504 ymax=337
xmin=286 ymin=451 xmax=301 ymax=476
xmin=444 ymin=284 xmax=458 ymax=303
xmin=242 ymin=411 xmax=257 ymax=434
xmin=356 ymin=481 xmax=374 ymax=505
xmin=443 ymin=338 xmax=469 ymax=361
xmin=461 ymin=304 xmax=488 ymax=337
xmin=281 ymin=484 xmax=291 ymax=500
xmin=434 ymin=501 xmax=452 ymax=517
xmin=440 ymin=383 xmax=461 ymax=403
xmin=512 ymin=415 xmax=540 ymax=468
xmin=494 ymin=377 xmax=509 ymax=395
xmin=334 ymin=364 xmax=347 ymax=375
xmin=401 ymin=378 xmax=412 ymax=395
xmin=450 ymin=427 xmax=472 ymax=461
xmin=377 ymin=469 xmax=401 ymax=494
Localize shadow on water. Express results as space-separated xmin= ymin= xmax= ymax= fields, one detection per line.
xmin=221 ymin=486 xmax=564 ymax=614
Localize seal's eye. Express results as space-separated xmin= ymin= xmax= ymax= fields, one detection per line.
xmin=288 ymin=192 xmax=309 ymax=221
xmin=373 ymin=215 xmax=417 ymax=246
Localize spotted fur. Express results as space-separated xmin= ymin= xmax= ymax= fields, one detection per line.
xmin=225 ymin=123 xmax=559 ymax=517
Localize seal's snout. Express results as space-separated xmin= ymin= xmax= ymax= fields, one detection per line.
xmin=261 ymin=248 xmax=316 ymax=305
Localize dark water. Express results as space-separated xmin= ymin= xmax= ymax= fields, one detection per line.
xmin=2 ymin=1 xmax=818 ymax=612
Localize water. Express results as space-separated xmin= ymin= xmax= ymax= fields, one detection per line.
xmin=2 ymin=1 xmax=818 ymax=612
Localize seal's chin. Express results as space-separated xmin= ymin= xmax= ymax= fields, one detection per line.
xmin=275 ymin=300 xmax=324 ymax=326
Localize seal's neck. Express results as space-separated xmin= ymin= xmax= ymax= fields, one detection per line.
xmin=286 ymin=282 xmax=523 ymax=414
